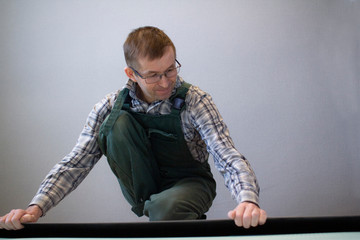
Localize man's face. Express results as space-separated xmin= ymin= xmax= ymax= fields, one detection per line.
xmin=128 ymin=46 xmax=177 ymax=103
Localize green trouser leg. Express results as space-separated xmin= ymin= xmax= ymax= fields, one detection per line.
xmin=102 ymin=111 xmax=160 ymax=216
xmin=99 ymin=111 xmax=216 ymax=220
xmin=143 ymin=177 xmax=215 ymax=221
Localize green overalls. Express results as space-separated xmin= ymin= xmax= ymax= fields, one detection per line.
xmin=98 ymin=82 xmax=216 ymax=220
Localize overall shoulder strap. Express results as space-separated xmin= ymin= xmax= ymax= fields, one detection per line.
xmin=99 ymin=88 xmax=129 ymax=136
xmin=170 ymin=82 xmax=191 ymax=113
xmin=113 ymin=88 xmax=130 ymax=111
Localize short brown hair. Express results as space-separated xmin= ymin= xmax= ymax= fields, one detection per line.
xmin=123 ymin=26 xmax=176 ymax=69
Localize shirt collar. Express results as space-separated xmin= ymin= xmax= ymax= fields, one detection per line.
xmin=124 ymin=76 xmax=184 ymax=114
xmin=125 ymin=76 xmax=183 ymax=102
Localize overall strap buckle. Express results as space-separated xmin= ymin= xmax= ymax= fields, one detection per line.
xmin=170 ymin=81 xmax=191 ymax=114
xmin=172 ymin=98 xmax=185 ymax=110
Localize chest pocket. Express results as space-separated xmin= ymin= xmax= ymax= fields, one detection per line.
xmin=148 ymin=128 xmax=178 ymax=142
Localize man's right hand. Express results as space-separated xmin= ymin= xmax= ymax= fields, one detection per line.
xmin=0 ymin=205 xmax=42 ymax=230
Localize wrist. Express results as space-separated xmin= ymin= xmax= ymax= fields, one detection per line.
xmin=27 ymin=205 xmax=43 ymax=218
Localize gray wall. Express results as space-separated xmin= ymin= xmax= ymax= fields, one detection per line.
xmin=1 ymin=0 xmax=359 ymax=223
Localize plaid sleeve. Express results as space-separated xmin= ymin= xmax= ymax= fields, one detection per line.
xmin=29 ymin=92 xmax=116 ymax=215
xmin=187 ymin=86 xmax=260 ymax=205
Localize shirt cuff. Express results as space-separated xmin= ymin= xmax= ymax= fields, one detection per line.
xmin=236 ymin=189 xmax=259 ymax=206
xmin=29 ymin=194 xmax=54 ymax=217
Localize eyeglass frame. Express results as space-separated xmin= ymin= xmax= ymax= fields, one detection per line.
xmin=130 ymin=59 xmax=181 ymax=84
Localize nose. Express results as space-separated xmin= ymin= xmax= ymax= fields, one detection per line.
xmin=157 ymin=74 xmax=170 ymax=88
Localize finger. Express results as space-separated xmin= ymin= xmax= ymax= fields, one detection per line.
xmin=259 ymin=209 xmax=267 ymax=225
xmin=234 ymin=206 xmax=246 ymax=227
xmin=0 ymin=215 xmax=6 ymax=229
xmin=20 ymin=214 xmax=36 ymax=223
xmin=4 ymin=211 xmax=16 ymax=230
xmin=10 ymin=210 xmax=26 ymax=230
xmin=250 ymin=209 xmax=260 ymax=227
xmin=227 ymin=210 xmax=236 ymax=220
xmin=242 ymin=206 xmax=253 ymax=229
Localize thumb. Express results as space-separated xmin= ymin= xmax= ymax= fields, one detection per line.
xmin=227 ymin=210 xmax=235 ymax=219
xmin=20 ymin=214 xmax=37 ymax=223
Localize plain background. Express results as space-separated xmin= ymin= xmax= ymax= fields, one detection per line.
xmin=1 ymin=0 xmax=359 ymax=223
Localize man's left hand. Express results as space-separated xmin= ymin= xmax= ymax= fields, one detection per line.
xmin=228 ymin=202 xmax=267 ymax=228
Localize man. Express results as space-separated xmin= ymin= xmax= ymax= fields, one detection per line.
xmin=0 ymin=26 xmax=267 ymax=230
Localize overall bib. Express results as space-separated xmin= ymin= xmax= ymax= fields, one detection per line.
xmin=98 ymin=82 xmax=216 ymax=220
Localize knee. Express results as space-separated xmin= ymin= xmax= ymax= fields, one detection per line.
xmin=111 ymin=111 xmax=134 ymax=136
xmin=108 ymin=111 xmax=146 ymax=144
xmin=144 ymin=194 xmax=199 ymax=221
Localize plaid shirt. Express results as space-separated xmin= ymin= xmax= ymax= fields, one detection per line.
xmin=30 ymin=77 xmax=260 ymax=215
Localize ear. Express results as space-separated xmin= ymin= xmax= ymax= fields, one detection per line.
xmin=124 ymin=67 xmax=137 ymax=82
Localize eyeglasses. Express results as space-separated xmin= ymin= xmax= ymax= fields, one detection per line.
xmin=130 ymin=59 xmax=181 ymax=84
